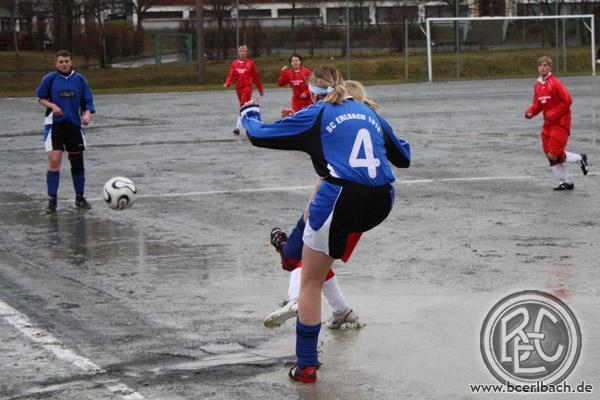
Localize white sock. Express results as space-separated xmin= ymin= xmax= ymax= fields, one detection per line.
xmin=552 ymin=163 xmax=572 ymax=184
xmin=565 ymin=151 xmax=582 ymax=163
xmin=287 ymin=268 xmax=302 ymax=302
xmin=236 ymin=115 xmax=242 ymax=130
xmin=322 ymin=275 xmax=350 ymax=314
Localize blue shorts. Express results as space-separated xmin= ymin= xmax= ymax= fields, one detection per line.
xmin=303 ymin=179 xmax=395 ymax=259
xmin=44 ymin=120 xmax=86 ymax=153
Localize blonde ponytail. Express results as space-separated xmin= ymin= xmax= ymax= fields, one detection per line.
xmin=345 ymin=80 xmax=379 ymax=110
xmin=308 ymin=66 xmax=347 ymax=104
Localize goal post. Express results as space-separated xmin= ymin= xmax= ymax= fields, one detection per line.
xmin=154 ymin=33 xmax=193 ymax=67
xmin=425 ymin=15 xmax=596 ymax=82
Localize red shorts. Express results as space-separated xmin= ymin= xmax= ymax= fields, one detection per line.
xmin=541 ymin=125 xmax=568 ymax=164
xmin=236 ymin=86 xmax=253 ymax=106
xmin=292 ymin=97 xmax=313 ymax=112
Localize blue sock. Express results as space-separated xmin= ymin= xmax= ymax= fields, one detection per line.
xmin=296 ymin=319 xmax=321 ymax=369
xmin=72 ymin=172 xmax=85 ymax=197
xmin=47 ymin=171 xmax=60 ymax=199
xmin=284 ymin=214 xmax=305 ymax=261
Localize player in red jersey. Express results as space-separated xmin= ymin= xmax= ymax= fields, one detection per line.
xmin=277 ymin=54 xmax=312 ymax=112
xmin=224 ymin=45 xmax=264 ymax=135
xmin=525 ymin=56 xmax=589 ymax=190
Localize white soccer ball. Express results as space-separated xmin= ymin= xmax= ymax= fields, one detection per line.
xmin=102 ymin=177 xmax=137 ymax=210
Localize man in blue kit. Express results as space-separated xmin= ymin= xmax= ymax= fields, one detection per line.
xmin=241 ymin=66 xmax=410 ymax=383
xmin=36 ymin=50 xmax=95 ymax=213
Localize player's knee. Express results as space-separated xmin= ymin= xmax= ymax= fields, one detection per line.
xmin=47 ymin=161 xmax=61 ymax=170
xmin=47 ymin=155 xmax=61 ymax=170
xmin=68 ymin=152 xmax=85 ymax=174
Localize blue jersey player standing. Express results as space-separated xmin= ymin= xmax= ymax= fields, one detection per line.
xmin=241 ymin=66 xmax=410 ymax=383
xmin=35 ymin=50 xmax=95 ymax=213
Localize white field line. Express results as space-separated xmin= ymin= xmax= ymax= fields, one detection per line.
xmin=0 ymin=172 xmax=597 ymax=206
xmin=0 ymin=300 xmax=145 ymax=399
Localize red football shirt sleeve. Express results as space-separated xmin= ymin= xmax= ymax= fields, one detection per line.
xmin=277 ymin=69 xmax=289 ymax=87
xmin=526 ymin=84 xmax=542 ymax=118
xmin=224 ymin=62 xmax=236 ymax=86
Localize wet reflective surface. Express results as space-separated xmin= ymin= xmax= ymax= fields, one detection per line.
xmin=1 ymin=77 xmax=599 ymax=399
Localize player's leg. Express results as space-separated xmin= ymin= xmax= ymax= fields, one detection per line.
xmin=300 ymin=176 xmax=360 ymax=328
xmin=564 ymin=151 xmax=589 ymax=176
xmin=45 ymin=123 xmax=63 ymax=213
xmin=289 ymin=182 xmax=347 ymax=383
xmin=234 ymin=87 xmax=253 ymax=134
xmin=263 ymin=266 xmax=302 ymax=328
xmin=543 ymin=129 xmax=573 ymax=190
xmin=271 ymin=215 xmax=304 ymax=271
xmin=549 ymin=158 xmax=573 ymax=192
xmin=264 ymin=217 xmax=305 ymax=328
xmin=276 ymin=176 xmax=321 ymax=268
xmin=68 ymin=152 xmax=90 ymax=208
xmin=289 ymin=245 xmax=332 ymax=383
xmin=46 ymin=150 xmax=62 ymax=213
xmin=322 ymin=184 xmax=393 ymax=329
xmin=233 ymin=90 xmax=243 ymax=135
xmin=267 ymin=178 xmax=359 ymax=329
xmin=65 ymin=124 xmax=90 ymax=208
xmin=302 ymin=178 xmax=361 ymax=327
xmin=264 ymin=264 xmax=359 ymax=329
xmin=265 ymin=210 xmax=304 ymax=328
xmin=322 ymin=270 xmax=361 ymax=329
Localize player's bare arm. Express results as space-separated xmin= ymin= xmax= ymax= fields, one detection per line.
xmin=82 ymin=110 xmax=92 ymax=126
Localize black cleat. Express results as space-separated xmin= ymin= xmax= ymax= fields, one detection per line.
xmin=270 ymin=227 xmax=287 ymax=253
xmin=46 ymin=198 xmax=57 ymax=214
xmin=75 ymin=196 xmax=91 ymax=209
xmin=580 ymin=154 xmax=589 ymax=176
xmin=553 ymin=182 xmax=574 ymax=191
xmin=233 ymin=128 xmax=240 ymax=135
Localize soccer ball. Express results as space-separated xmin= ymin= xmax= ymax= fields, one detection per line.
xmin=102 ymin=177 xmax=137 ymax=210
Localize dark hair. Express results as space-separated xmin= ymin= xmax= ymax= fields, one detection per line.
xmin=289 ymin=54 xmax=303 ymax=65
xmin=55 ymin=50 xmax=72 ymax=59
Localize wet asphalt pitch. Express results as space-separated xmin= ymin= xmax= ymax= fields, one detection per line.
xmin=1 ymin=77 xmax=599 ymax=399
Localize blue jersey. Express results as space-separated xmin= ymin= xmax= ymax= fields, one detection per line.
xmin=241 ymin=99 xmax=410 ymax=186
xmin=35 ymin=70 xmax=95 ymax=127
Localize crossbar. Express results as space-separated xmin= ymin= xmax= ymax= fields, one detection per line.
xmin=426 ymin=15 xmax=596 ymax=82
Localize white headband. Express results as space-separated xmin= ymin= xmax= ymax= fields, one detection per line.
xmin=308 ymin=83 xmax=335 ymax=96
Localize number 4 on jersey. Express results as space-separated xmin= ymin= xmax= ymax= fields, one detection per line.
xmin=349 ymin=129 xmax=380 ymax=178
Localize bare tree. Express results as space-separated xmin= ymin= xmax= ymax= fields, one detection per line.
xmin=196 ymin=0 xmax=206 ymax=84
xmin=290 ymin=0 xmax=296 ymax=50
xmin=2 ymin=0 xmax=22 ymax=56
xmin=439 ymin=0 xmax=466 ymax=52
xmin=382 ymin=4 xmax=410 ymax=53
xmin=205 ymin=0 xmax=235 ymax=59
xmin=349 ymin=0 xmax=369 ymax=28
xmin=83 ymin=0 xmax=115 ymax=66
xmin=520 ymin=0 xmax=563 ymax=47
xmin=131 ymin=0 xmax=160 ymax=31
xmin=29 ymin=0 xmax=84 ymax=52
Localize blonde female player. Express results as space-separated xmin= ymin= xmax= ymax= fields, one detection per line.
xmin=263 ymin=81 xmax=382 ymax=330
xmin=241 ymin=68 xmax=410 ymax=383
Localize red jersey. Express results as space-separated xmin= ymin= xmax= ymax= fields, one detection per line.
xmin=277 ymin=66 xmax=312 ymax=111
xmin=526 ymin=73 xmax=572 ymax=132
xmin=224 ymin=58 xmax=264 ymax=92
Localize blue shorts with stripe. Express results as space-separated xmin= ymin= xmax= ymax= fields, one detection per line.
xmin=303 ymin=179 xmax=395 ymax=259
